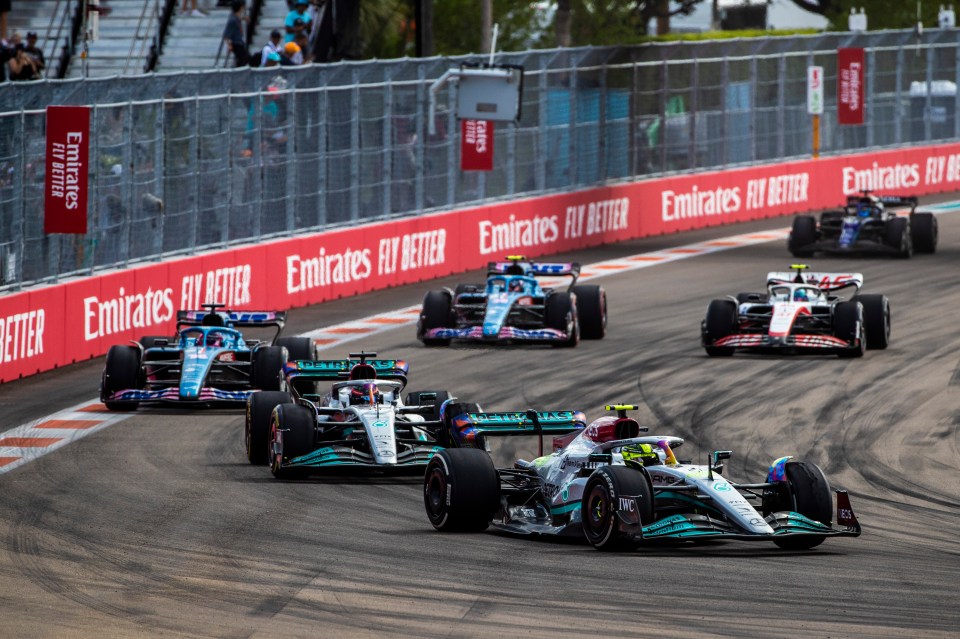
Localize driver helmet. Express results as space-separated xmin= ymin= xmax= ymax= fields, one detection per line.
xmin=622 ymin=443 xmax=660 ymax=466
xmin=508 ymin=279 xmax=524 ymax=292
xmin=793 ymin=288 xmax=811 ymax=302
xmin=856 ymin=203 xmax=871 ymax=217
xmin=349 ymin=382 xmax=379 ymax=406
xmin=205 ymin=332 xmax=225 ymax=347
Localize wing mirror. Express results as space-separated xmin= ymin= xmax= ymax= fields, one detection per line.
xmin=709 ymin=450 xmax=732 ymax=479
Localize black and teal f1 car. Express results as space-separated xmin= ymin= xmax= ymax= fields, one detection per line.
xmin=425 ymin=405 xmax=861 ymax=551
xmin=246 ymin=352 xmax=559 ymax=477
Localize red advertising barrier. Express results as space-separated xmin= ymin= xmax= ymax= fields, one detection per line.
xmin=838 ymin=48 xmax=865 ymax=126
xmin=460 ymin=120 xmax=494 ymax=171
xmin=44 ymin=105 xmax=91 ymax=234
xmin=5 ymin=141 xmax=960 ymax=382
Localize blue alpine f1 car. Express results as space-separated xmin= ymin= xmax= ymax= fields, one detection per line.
xmin=417 ymin=256 xmax=607 ymax=347
xmin=100 ymin=303 xmax=315 ymax=411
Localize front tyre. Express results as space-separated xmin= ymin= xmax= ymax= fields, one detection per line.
xmin=852 ymin=294 xmax=890 ymax=350
xmin=246 ymin=391 xmax=291 ymax=465
xmin=545 ymin=291 xmax=579 ymax=348
xmin=771 ymin=461 xmax=833 ymax=550
xmin=270 ymin=404 xmax=316 ymax=479
xmin=424 ymin=448 xmax=500 ymax=532
xmin=102 ymin=345 xmax=142 ymax=411
xmin=419 ymin=291 xmax=453 ymax=346
xmin=911 ymin=212 xmax=938 ymax=253
xmin=885 ymin=217 xmax=913 ymax=258
xmin=703 ymin=299 xmax=737 ymax=357
xmin=788 ymin=216 xmax=817 ymax=257
xmin=252 ymin=346 xmax=287 ymax=390
xmin=275 ymin=337 xmax=316 ymax=362
xmin=833 ymin=301 xmax=865 ymax=358
xmin=571 ymin=285 xmax=607 ymax=340
xmin=581 ymin=465 xmax=654 ymax=551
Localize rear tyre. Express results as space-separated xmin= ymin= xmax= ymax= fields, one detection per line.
xmin=911 ymin=212 xmax=938 ymax=253
xmin=246 ymin=391 xmax=291 ymax=465
xmin=453 ymin=283 xmax=484 ymax=298
xmin=772 ymin=461 xmax=833 ymax=550
xmin=788 ymin=216 xmax=817 ymax=257
xmin=581 ymin=465 xmax=654 ymax=551
xmin=102 ymin=345 xmax=142 ymax=411
xmin=270 ymin=404 xmax=315 ymax=479
xmin=833 ymin=301 xmax=864 ymax=358
xmin=419 ymin=291 xmax=453 ymax=346
xmin=852 ymin=294 xmax=890 ymax=350
xmin=571 ymin=285 xmax=607 ymax=340
xmin=252 ymin=346 xmax=287 ymax=391
xmin=703 ymin=299 xmax=737 ymax=357
xmin=885 ymin=217 xmax=913 ymax=258
xmin=424 ymin=448 xmax=500 ymax=532
xmin=545 ymin=291 xmax=579 ymax=347
xmin=275 ymin=336 xmax=316 ymax=362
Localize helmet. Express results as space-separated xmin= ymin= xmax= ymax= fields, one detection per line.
xmin=349 ymin=382 xmax=379 ymax=406
xmin=508 ymin=279 xmax=524 ymax=292
xmin=622 ymin=443 xmax=660 ymax=466
xmin=856 ymin=203 xmax=872 ymax=217
xmin=793 ymin=288 xmax=811 ymax=302
xmin=205 ymin=332 xmax=224 ymax=347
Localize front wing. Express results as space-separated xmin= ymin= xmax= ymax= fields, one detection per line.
xmin=278 ymin=443 xmax=445 ymax=472
xmin=711 ymin=334 xmax=855 ymax=351
xmin=423 ymin=326 xmax=570 ymax=342
xmin=105 ymin=387 xmax=254 ymax=403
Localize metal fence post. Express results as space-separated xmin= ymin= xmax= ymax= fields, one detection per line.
xmin=382 ymin=70 xmax=393 ymax=217
xmin=446 ymin=82 xmax=456 ymax=207
xmin=689 ymin=58 xmax=698 ymax=169
xmin=537 ymin=57 xmax=548 ymax=191
xmin=865 ymin=48 xmax=874 ymax=149
xmin=415 ymin=64 xmax=426 ymax=212
xmin=720 ymin=57 xmax=727 ymax=167
xmin=777 ymin=54 xmax=786 ymax=159
xmin=895 ymin=47 xmax=904 ymax=145
xmin=287 ymin=89 xmax=298 ymax=231
xmin=750 ymin=56 xmax=758 ymax=163
xmin=925 ymin=44 xmax=933 ymax=142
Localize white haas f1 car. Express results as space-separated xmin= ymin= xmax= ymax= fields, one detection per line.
xmin=701 ymin=264 xmax=890 ymax=358
xmin=424 ymin=406 xmax=861 ymax=551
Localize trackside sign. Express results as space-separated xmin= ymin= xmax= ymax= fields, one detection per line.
xmin=5 ymin=141 xmax=960 ymax=382
xmin=44 ymin=106 xmax=91 ymax=234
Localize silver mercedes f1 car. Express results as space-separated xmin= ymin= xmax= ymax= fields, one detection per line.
xmin=424 ymin=405 xmax=861 ymax=551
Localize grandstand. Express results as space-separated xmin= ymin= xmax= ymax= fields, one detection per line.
xmin=3 ymin=0 xmax=285 ymax=79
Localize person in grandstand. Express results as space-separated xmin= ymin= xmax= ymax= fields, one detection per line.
xmin=284 ymin=0 xmax=312 ymax=43
xmin=222 ymin=0 xmax=249 ymax=67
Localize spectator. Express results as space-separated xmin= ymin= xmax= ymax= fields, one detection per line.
xmin=259 ymin=29 xmax=283 ymax=66
xmin=7 ymin=33 xmax=40 ymax=81
xmin=22 ymin=32 xmax=45 ymax=77
xmin=223 ymin=1 xmax=249 ymax=67
xmin=0 ymin=0 xmax=9 ymax=42
xmin=294 ymin=31 xmax=312 ymax=64
xmin=180 ymin=0 xmax=206 ymax=16
xmin=0 ymin=39 xmax=11 ymax=83
xmin=263 ymin=51 xmax=281 ymax=68
xmin=280 ymin=42 xmax=301 ymax=66
xmin=284 ymin=1 xmax=311 ymax=43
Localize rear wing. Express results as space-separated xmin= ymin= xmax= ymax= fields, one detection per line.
xmin=291 ymin=358 xmax=409 ymax=381
xmin=450 ymin=409 xmax=585 ymax=438
xmin=487 ymin=261 xmax=581 ymax=279
xmin=766 ymin=271 xmax=863 ymax=292
xmin=177 ymin=310 xmax=287 ymax=328
xmin=845 ymin=193 xmax=918 ymax=211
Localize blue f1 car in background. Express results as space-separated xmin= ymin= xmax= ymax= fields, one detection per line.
xmin=789 ymin=191 xmax=937 ymax=258
xmin=100 ymin=303 xmax=315 ymax=411
xmin=417 ymin=256 xmax=607 ymax=347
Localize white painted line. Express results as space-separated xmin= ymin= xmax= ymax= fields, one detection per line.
xmin=2 ymin=200 xmax=956 ymax=475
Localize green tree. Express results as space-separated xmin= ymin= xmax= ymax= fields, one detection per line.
xmin=431 ymin=0 xmax=544 ymax=56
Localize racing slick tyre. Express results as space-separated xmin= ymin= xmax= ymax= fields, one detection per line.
xmin=911 ymin=212 xmax=938 ymax=253
xmin=440 ymin=401 xmax=483 ymax=449
xmin=571 ymin=285 xmax=607 ymax=340
xmin=545 ymin=291 xmax=579 ymax=348
xmin=420 ymin=291 xmax=453 ymax=346
xmin=405 ymin=390 xmax=451 ymax=422
xmin=424 ymin=448 xmax=500 ymax=532
xmin=102 ymin=345 xmax=143 ymax=411
xmin=852 ymin=294 xmax=890 ymax=350
xmin=246 ymin=391 xmax=292 ymax=465
xmin=788 ymin=216 xmax=817 ymax=257
xmin=703 ymin=299 xmax=737 ymax=357
xmin=275 ymin=336 xmax=316 ymax=362
xmin=833 ymin=301 xmax=865 ymax=358
xmin=270 ymin=404 xmax=315 ymax=479
xmin=885 ymin=217 xmax=913 ymax=258
xmin=252 ymin=346 xmax=287 ymax=391
xmin=453 ymin=283 xmax=484 ymax=298
xmin=767 ymin=461 xmax=833 ymax=550
xmin=581 ymin=465 xmax=654 ymax=551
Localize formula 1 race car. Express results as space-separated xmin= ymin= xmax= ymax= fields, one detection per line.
xmin=246 ymin=351 xmax=500 ymax=477
xmin=424 ymin=405 xmax=861 ymax=551
xmin=417 ymin=256 xmax=606 ymax=347
xmin=700 ymin=264 xmax=890 ymax=357
xmin=788 ymin=191 xmax=937 ymax=258
xmin=100 ymin=303 xmax=315 ymax=411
